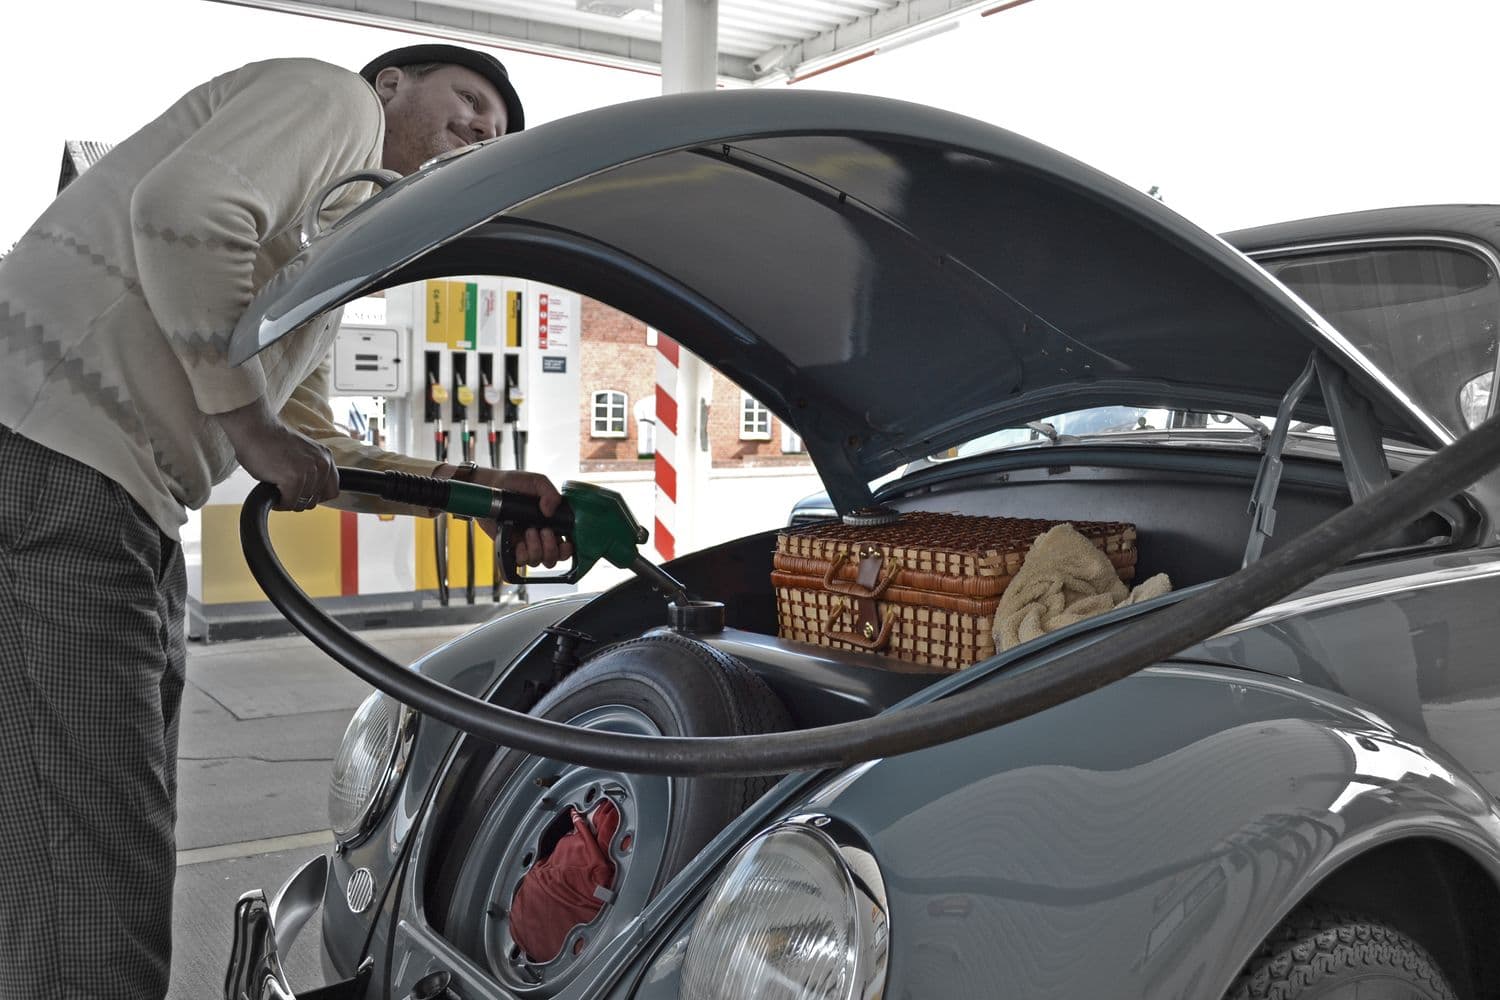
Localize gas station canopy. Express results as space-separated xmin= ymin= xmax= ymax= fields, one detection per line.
xmin=207 ymin=0 xmax=1005 ymax=84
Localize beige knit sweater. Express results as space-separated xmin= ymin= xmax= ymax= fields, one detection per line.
xmin=0 ymin=57 xmax=437 ymax=539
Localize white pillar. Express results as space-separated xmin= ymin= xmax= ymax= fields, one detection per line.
xmin=656 ymin=0 xmax=717 ymax=556
xmin=661 ymin=0 xmax=718 ymax=94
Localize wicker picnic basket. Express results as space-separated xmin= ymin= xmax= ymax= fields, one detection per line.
xmin=773 ymin=511 xmax=1137 ymax=670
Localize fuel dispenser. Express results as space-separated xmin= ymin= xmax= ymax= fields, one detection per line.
xmin=413 ymin=278 xmax=581 ymax=608
xmin=185 ymin=279 xmax=582 ymax=639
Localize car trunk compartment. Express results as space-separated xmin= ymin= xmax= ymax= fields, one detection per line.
xmin=771 ymin=511 xmax=1138 ymax=669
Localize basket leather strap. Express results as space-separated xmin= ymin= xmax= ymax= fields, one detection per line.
xmin=823 ymin=597 xmax=895 ymax=652
xmin=822 ymin=548 xmax=902 ymax=599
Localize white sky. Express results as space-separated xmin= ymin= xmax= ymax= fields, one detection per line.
xmin=4 ymin=0 xmax=1498 ymax=249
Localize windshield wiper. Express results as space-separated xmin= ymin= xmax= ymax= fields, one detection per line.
xmin=1025 ymin=421 xmax=1077 ymax=446
xmin=1227 ymin=413 xmax=1271 ymax=442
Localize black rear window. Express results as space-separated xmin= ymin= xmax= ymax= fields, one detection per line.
xmin=1264 ymin=244 xmax=1499 ymax=437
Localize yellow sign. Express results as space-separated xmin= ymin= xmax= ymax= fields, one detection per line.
xmin=425 ymin=280 xmax=478 ymax=350
xmin=425 ymin=281 xmax=447 ymax=345
xmin=506 ymin=290 xmax=522 ymax=348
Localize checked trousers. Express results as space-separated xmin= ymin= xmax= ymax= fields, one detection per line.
xmin=0 ymin=425 xmax=185 ymax=1000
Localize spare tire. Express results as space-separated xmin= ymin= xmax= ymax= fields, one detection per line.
xmin=431 ymin=633 xmax=790 ymax=994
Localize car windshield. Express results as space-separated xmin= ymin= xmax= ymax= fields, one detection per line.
xmin=933 ymin=407 xmax=1263 ymax=461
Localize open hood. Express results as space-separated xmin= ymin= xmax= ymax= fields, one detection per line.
xmin=231 ymin=90 xmax=1444 ymax=510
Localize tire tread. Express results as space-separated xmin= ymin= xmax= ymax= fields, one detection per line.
xmin=594 ymin=632 xmax=792 ymax=807
xmin=1225 ymin=905 xmax=1458 ymax=1000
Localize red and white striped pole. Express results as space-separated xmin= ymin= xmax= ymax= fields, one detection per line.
xmin=653 ymin=0 xmax=716 ymax=564
xmin=653 ymin=335 xmax=680 ymax=560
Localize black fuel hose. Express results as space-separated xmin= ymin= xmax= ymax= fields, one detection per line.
xmin=243 ymin=418 xmax=1500 ymax=777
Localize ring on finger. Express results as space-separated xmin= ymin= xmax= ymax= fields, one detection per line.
xmin=295 ymin=494 xmax=315 ymax=511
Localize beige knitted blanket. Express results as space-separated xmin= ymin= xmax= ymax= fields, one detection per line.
xmin=995 ymin=523 xmax=1172 ymax=651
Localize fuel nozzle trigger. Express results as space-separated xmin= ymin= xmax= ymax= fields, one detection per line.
xmin=492 ymin=481 xmax=685 ymax=599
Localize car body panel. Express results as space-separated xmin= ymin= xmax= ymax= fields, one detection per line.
xmin=319 ymin=595 xmax=593 ymax=983
xmin=1189 ymin=547 xmax=1500 ymax=801
xmin=613 ymin=669 xmax=1500 ymax=999
xmin=224 ymin=93 xmax=1500 ymax=996
xmin=351 ymin=531 xmax=1500 ymax=998
xmin=785 ymin=665 xmax=1500 ymax=1000
xmin=228 ymin=91 xmax=1445 ymax=510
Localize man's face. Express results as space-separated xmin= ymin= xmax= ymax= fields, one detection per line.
xmin=375 ymin=64 xmax=510 ymax=175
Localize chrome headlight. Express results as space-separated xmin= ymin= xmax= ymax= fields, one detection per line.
xmin=327 ymin=692 xmax=415 ymax=846
xmin=679 ymin=817 xmax=889 ymax=1000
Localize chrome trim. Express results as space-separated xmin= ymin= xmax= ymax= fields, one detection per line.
xmin=333 ymin=700 xmax=418 ymax=850
xmin=787 ymin=507 xmax=837 ymax=526
xmin=299 ymin=169 xmax=400 ymax=249
xmin=270 ymin=854 xmax=329 ymax=959
xmin=682 ymin=816 xmax=890 ymax=1000
xmin=226 ymin=892 xmax=296 ymax=1000
xmin=345 ymin=867 xmax=375 ymax=915
xmin=1244 ymin=234 xmax=1500 ymax=443
xmin=1214 ymin=559 xmax=1500 ymax=638
xmin=419 ymin=136 xmax=503 ymax=172
xmin=225 ymin=855 xmax=329 ymax=1000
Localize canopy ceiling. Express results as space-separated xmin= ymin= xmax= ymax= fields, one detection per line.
xmin=206 ymin=0 xmax=1010 ymax=83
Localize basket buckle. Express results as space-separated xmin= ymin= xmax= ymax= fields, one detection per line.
xmin=824 ymin=597 xmax=896 ymax=653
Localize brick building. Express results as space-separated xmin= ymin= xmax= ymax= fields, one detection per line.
xmin=579 ymin=298 xmax=812 ymax=473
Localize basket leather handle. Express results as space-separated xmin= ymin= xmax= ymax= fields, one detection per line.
xmin=822 ymin=552 xmax=903 ymax=599
xmin=823 ymin=599 xmax=895 ymax=652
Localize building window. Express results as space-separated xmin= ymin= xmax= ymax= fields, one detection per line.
xmin=740 ymin=393 xmax=772 ymax=440
xmin=591 ymin=390 xmax=627 ymax=438
xmin=634 ymin=398 xmax=656 ymax=457
xmin=781 ymin=424 xmax=804 ymax=454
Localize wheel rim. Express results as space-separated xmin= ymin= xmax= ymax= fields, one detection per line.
xmin=443 ymin=704 xmax=670 ymax=995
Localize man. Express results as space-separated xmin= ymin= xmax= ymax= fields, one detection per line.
xmin=0 ymin=45 xmax=568 ymax=999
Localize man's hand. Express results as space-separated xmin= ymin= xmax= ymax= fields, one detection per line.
xmin=214 ymin=398 xmax=339 ymax=511
xmin=437 ymin=466 xmax=574 ymax=568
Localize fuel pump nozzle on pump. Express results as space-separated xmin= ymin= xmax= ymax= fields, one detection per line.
xmin=453 ymin=364 xmax=478 ymax=605
xmin=427 ymin=373 xmax=451 ymax=607
xmin=504 ymin=365 xmax=529 ymax=603
xmin=460 ymin=422 xmax=476 ymax=604
xmin=482 ymin=372 xmax=504 ymax=602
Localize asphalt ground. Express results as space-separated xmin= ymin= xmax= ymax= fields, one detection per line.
xmin=169 ymin=622 xmax=473 ymax=1000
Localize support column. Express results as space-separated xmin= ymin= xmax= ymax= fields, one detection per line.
xmin=654 ymin=0 xmax=717 ymax=558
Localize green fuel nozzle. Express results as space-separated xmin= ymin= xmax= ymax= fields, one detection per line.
xmin=333 ymin=469 xmax=688 ymax=600
xmin=490 ymin=480 xmax=656 ymax=588
xmin=477 ymin=480 xmax=691 ymax=600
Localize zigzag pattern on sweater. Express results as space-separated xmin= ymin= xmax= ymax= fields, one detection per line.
xmin=0 ymin=300 xmax=188 ymax=490
xmin=22 ymin=229 xmax=142 ymax=296
xmin=159 ymin=327 xmax=234 ymax=369
xmin=133 ymin=220 xmax=244 ymax=254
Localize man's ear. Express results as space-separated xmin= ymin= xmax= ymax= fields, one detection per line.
xmin=372 ymin=66 xmax=405 ymax=103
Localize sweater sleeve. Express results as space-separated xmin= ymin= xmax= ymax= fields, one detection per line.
xmin=280 ymin=355 xmax=443 ymax=518
xmin=130 ymin=60 xmax=384 ymax=414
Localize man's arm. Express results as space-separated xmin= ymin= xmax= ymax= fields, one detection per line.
xmin=282 ymin=358 xmax=571 ymax=567
xmin=130 ymin=60 xmax=383 ymax=415
xmin=219 ymin=395 xmax=339 ymax=511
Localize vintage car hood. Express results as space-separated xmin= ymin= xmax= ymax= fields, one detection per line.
xmin=230 ymin=90 xmax=1444 ymax=509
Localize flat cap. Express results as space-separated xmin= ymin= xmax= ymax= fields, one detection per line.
xmin=361 ymin=44 xmax=524 ymax=133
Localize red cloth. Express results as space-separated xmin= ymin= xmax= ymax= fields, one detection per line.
xmin=509 ymin=800 xmax=620 ymax=963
